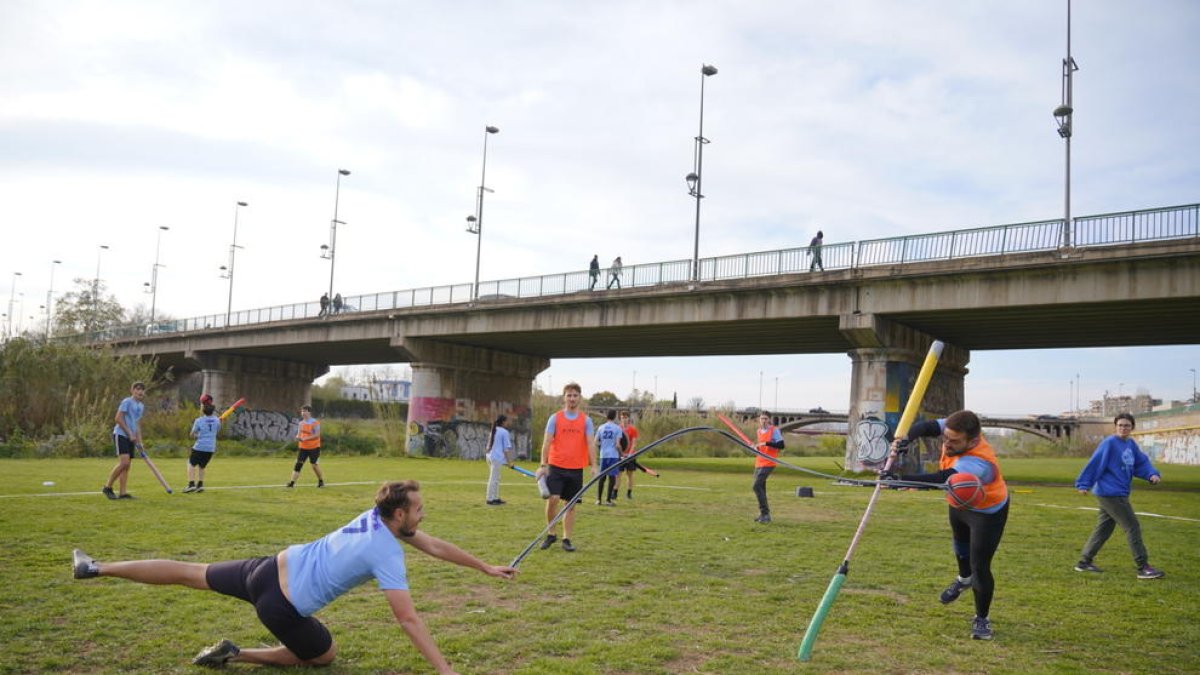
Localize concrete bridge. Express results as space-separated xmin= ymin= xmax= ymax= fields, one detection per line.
xmin=87 ymin=203 xmax=1199 ymax=470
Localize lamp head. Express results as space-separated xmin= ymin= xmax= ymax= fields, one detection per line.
xmin=485 ymin=125 xmax=499 ymax=134
xmin=701 ymin=64 xmax=718 ymax=76
xmin=338 ymin=169 xmax=351 ymax=176
xmin=685 ymin=172 xmax=699 ymax=193
xmin=237 ymin=201 xmax=248 ymax=207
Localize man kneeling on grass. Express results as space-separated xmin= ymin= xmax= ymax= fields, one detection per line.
xmin=73 ymin=480 xmax=517 ymax=671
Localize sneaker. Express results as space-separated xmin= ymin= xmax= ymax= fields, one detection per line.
xmin=561 ymin=538 xmax=576 ymax=552
xmin=971 ymin=616 xmax=993 ymax=640
xmin=102 ymin=486 xmax=117 ymax=500
xmin=940 ymin=577 xmax=972 ymax=604
xmin=195 ymin=486 xmax=204 ymax=493
xmin=72 ymin=549 xmax=99 ymax=579
xmin=285 ymin=481 xmax=294 ymax=488
xmin=539 ymin=534 xmax=557 ymax=550
xmin=192 ymin=639 xmax=240 ymax=667
xmin=493 ymin=499 xmax=505 ymax=505
xmin=317 ymin=480 xmax=325 ymax=488
xmin=117 ymin=493 xmax=135 ymax=499
xmin=183 ymin=485 xmax=197 ymax=494
xmin=1074 ymin=561 xmax=1103 ymax=573
xmin=1137 ymin=565 xmax=1165 ymax=579
xmin=754 ymin=514 xmax=772 ymax=524
xmin=627 ymin=490 xmax=633 ymax=499
xmin=605 ymin=500 xmax=616 ymax=507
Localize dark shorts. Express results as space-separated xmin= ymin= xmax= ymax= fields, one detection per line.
xmin=546 ymin=465 xmax=584 ymax=500
xmin=189 ymin=450 xmax=214 ymax=468
xmin=206 ymin=556 xmax=332 ymax=661
xmin=621 ymin=458 xmax=637 ymax=473
xmin=113 ymin=435 xmax=136 ymax=456
xmin=296 ymin=449 xmax=321 ymax=464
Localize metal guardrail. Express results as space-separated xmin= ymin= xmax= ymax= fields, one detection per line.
xmin=72 ymin=203 xmax=1199 ymax=343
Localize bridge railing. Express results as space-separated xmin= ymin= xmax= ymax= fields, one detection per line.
xmin=74 ymin=202 xmax=1198 ymax=343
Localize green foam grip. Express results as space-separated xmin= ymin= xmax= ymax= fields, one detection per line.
xmin=797 ymin=571 xmax=846 ymax=661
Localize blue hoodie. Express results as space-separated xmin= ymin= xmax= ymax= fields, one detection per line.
xmin=1075 ymin=435 xmax=1160 ymax=497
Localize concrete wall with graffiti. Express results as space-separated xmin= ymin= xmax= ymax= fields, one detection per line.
xmin=229 ymin=409 xmax=296 ymax=442
xmin=1131 ymin=406 xmax=1200 ymax=465
xmin=406 ymin=397 xmax=532 ymax=460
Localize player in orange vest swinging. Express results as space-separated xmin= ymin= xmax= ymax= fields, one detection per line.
xmin=752 ymin=411 xmax=785 ymax=524
xmin=534 ymin=383 xmax=597 ymax=552
xmin=287 ymin=405 xmax=327 ymax=488
xmin=884 ymin=409 xmax=1009 ymax=641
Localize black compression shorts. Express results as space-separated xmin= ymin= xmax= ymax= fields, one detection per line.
xmin=206 ymin=556 xmax=332 ymax=661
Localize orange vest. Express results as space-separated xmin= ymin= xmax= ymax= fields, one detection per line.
xmin=548 ymin=410 xmax=589 ymax=469
xmin=298 ymin=418 xmax=321 ymax=450
xmin=939 ymin=435 xmax=1007 ymax=509
xmin=755 ymin=425 xmax=780 ymax=468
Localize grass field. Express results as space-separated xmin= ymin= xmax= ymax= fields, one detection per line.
xmin=1 ymin=455 xmax=1197 ymax=674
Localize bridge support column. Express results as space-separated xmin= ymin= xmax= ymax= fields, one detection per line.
xmin=840 ymin=314 xmax=969 ymax=473
xmin=397 ymin=338 xmax=549 ymax=460
xmin=192 ymin=352 xmax=329 ymax=440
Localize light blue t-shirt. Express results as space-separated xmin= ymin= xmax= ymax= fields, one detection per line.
xmin=190 ymin=415 xmax=221 ymax=452
xmin=595 ymin=421 xmax=623 ymax=460
xmin=285 ymin=507 xmax=409 ymax=616
xmin=543 ymin=410 xmax=595 ymax=438
xmin=112 ymin=396 xmax=144 ymax=438
xmin=487 ymin=426 xmax=513 ymax=462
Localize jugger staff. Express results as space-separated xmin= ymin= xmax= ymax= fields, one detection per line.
xmin=137 ymin=443 xmax=173 ymax=494
xmin=797 ymin=340 xmax=944 ymax=661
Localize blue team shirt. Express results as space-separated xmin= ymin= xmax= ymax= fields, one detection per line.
xmin=112 ymin=396 xmax=144 ymax=438
xmin=286 ymin=507 xmax=409 ymax=616
xmin=595 ymin=421 xmax=623 ymax=459
xmin=487 ymin=426 xmax=513 ymax=462
xmin=190 ymin=415 xmax=221 ymax=452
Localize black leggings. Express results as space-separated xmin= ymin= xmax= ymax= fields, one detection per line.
xmin=947 ymin=500 xmax=1009 ymax=618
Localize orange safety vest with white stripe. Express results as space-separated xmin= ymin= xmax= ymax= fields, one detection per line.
xmin=756 ymin=425 xmax=781 ymax=468
xmin=298 ymin=418 xmax=321 ymax=450
xmin=939 ymin=436 xmax=1007 ymax=509
xmin=548 ymin=410 xmax=590 ymax=469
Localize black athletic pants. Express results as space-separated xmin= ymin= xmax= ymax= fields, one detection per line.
xmin=948 ymin=500 xmax=1009 ymax=618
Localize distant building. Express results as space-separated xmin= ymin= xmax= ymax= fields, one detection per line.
xmin=1086 ymin=393 xmax=1160 ymax=417
xmin=340 ymin=379 xmax=411 ymax=402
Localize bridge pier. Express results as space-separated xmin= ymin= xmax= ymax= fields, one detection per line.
xmin=192 ymin=352 xmax=329 ymax=423
xmin=396 ymin=338 xmax=549 ymax=460
xmin=840 ymin=314 xmax=969 ymax=473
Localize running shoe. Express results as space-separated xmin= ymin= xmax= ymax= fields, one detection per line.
xmin=971 ymin=616 xmax=993 ymax=640
xmin=1137 ymin=565 xmax=1164 ymax=579
xmin=192 ymin=639 xmax=240 ymax=667
xmin=1074 ymin=561 xmax=1103 ymax=573
xmin=72 ymin=549 xmax=99 ymax=579
xmin=940 ymin=577 xmax=972 ymax=604
xmin=539 ymin=534 xmax=557 ymax=550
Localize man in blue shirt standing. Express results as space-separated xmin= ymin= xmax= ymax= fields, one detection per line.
xmin=73 ymin=480 xmax=517 ymax=671
xmin=1073 ymin=413 xmax=1165 ymax=579
xmin=103 ymin=381 xmax=146 ymax=500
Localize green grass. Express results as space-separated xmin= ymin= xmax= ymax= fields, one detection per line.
xmin=1 ymin=456 xmax=1197 ymax=673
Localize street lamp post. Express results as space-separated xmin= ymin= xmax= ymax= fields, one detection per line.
xmin=1053 ymin=0 xmax=1079 ymax=249
xmin=321 ymin=169 xmax=351 ymax=309
xmin=144 ymin=226 xmax=170 ymax=324
xmin=686 ymin=63 xmax=718 ymax=282
xmin=93 ymin=245 xmax=109 ymax=324
xmin=220 ymin=202 xmax=248 ymax=327
xmin=1190 ymin=368 xmax=1197 ymax=404
xmin=6 ymin=271 xmax=21 ymax=339
xmin=45 ymin=259 xmax=61 ymax=338
xmin=466 ymin=126 xmax=500 ymax=301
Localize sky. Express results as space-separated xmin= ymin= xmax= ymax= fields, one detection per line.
xmin=1 ymin=0 xmax=1198 ymax=415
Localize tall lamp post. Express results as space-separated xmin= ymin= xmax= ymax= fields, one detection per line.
xmin=1190 ymin=368 xmax=1197 ymax=404
xmin=93 ymin=244 xmax=109 ymax=325
xmin=220 ymin=202 xmax=248 ymax=327
xmin=6 ymin=271 xmax=21 ymax=339
xmin=1053 ymin=0 xmax=1079 ymax=249
xmin=45 ymin=259 xmax=61 ymax=338
xmin=686 ymin=63 xmax=718 ymax=282
xmin=144 ymin=225 xmax=170 ymax=324
xmin=321 ymin=169 xmax=351 ymax=307
xmin=466 ymin=125 xmax=500 ymax=301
